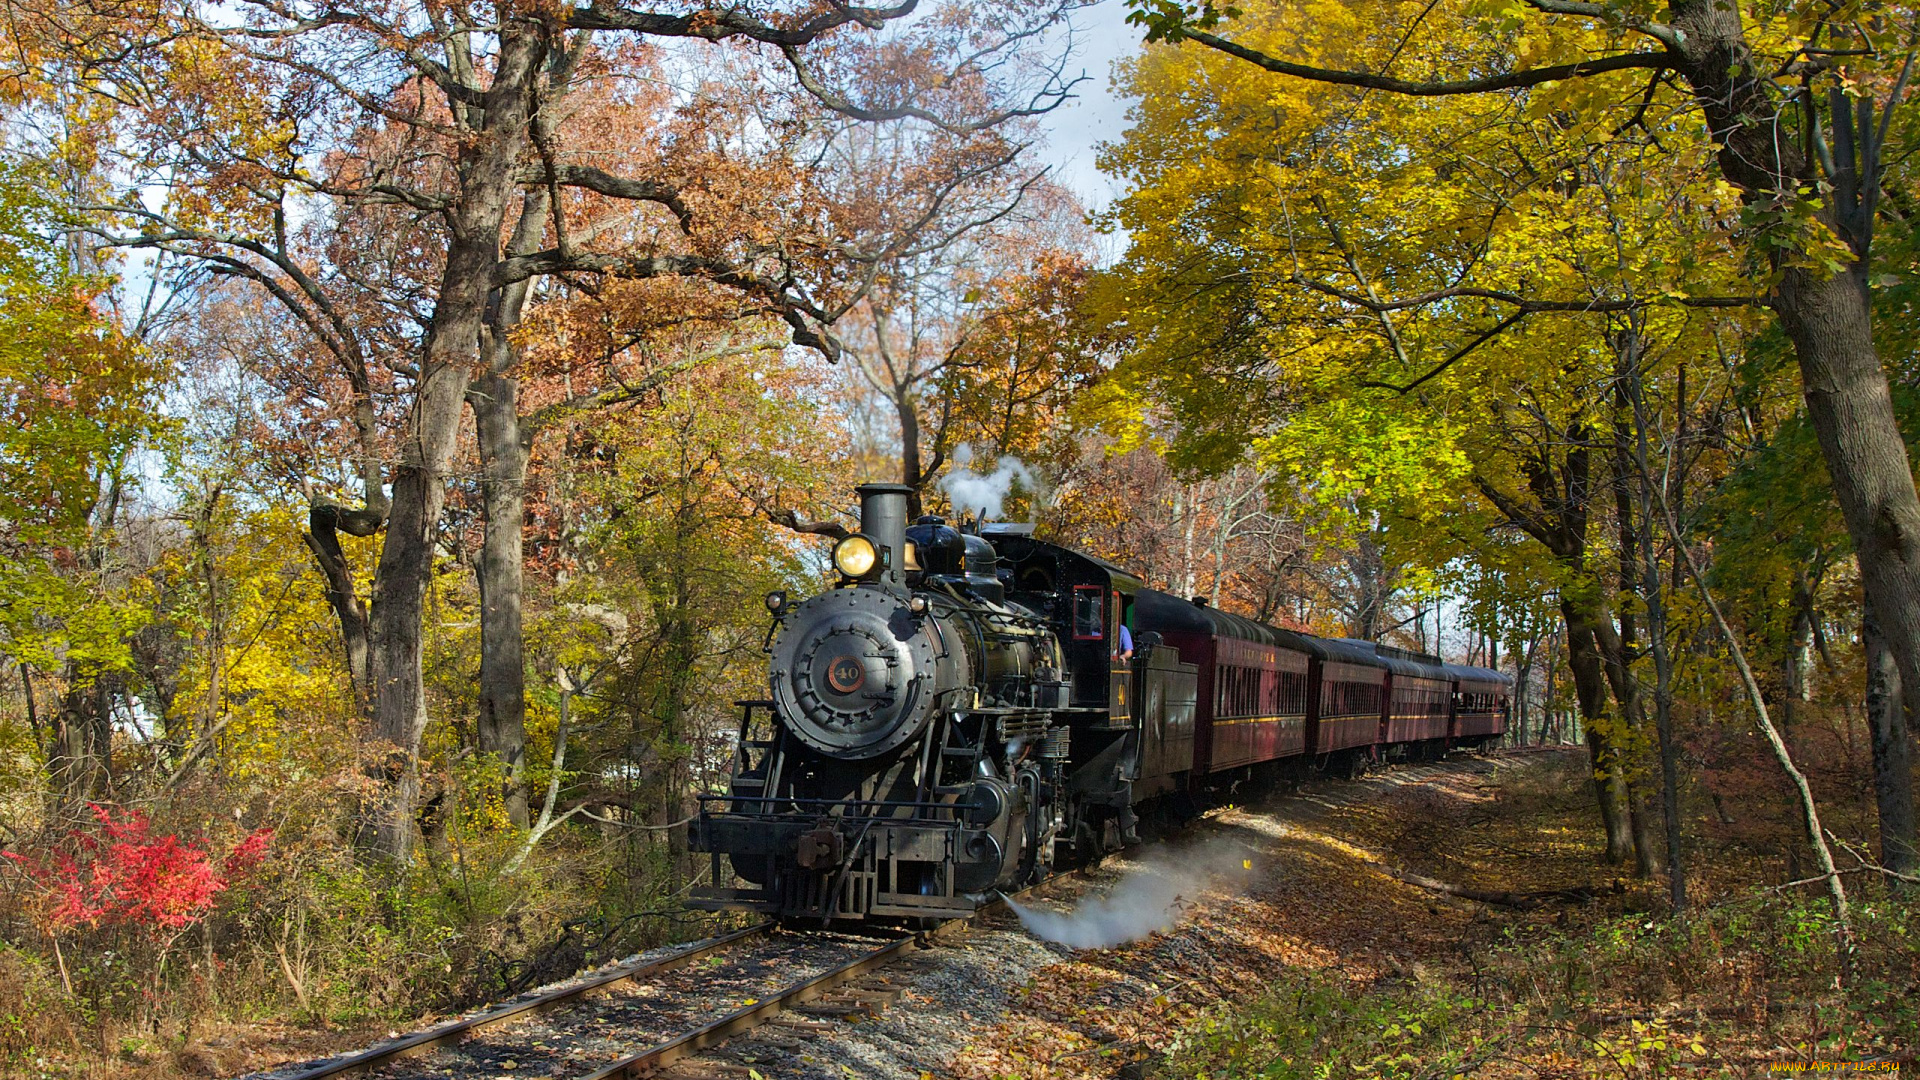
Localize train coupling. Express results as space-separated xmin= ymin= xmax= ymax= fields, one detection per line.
xmin=794 ymin=825 xmax=845 ymax=871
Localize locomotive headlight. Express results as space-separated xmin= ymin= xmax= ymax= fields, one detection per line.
xmin=832 ymin=534 xmax=879 ymax=578
xmin=908 ymin=595 xmax=929 ymax=614
xmin=764 ymin=589 xmax=788 ymax=615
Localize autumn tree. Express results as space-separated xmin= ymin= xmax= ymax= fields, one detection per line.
xmin=1092 ymin=0 xmax=1812 ymax=870
xmin=63 ymin=0 xmax=1083 ymax=862
xmin=835 ymin=171 xmax=1096 ymax=518
xmin=1128 ymin=0 xmax=1920 ymax=838
xmin=0 ymin=167 xmax=164 ymax=811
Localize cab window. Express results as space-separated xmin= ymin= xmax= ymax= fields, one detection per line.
xmin=1073 ymin=585 xmax=1104 ymax=639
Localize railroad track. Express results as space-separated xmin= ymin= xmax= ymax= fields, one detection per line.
xmin=266 ymin=913 xmax=972 ymax=1080
xmin=260 ymin=752 xmax=1550 ymax=1080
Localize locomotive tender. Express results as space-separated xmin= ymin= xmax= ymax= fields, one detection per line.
xmin=688 ymin=483 xmax=1511 ymax=923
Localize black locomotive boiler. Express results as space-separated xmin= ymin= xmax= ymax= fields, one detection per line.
xmin=688 ymin=483 xmax=1511 ymax=923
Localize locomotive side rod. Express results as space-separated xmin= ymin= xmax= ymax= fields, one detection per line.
xmin=276 ymin=921 xmax=772 ymax=1079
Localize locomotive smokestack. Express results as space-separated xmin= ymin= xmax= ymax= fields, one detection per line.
xmin=857 ymin=483 xmax=913 ymax=588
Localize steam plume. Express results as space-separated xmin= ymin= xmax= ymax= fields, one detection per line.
xmin=1003 ymin=839 xmax=1254 ymax=949
xmin=941 ymin=444 xmax=1036 ymax=521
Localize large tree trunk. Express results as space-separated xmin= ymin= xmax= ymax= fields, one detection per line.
xmin=464 ymin=180 xmax=558 ymax=832
xmin=1864 ymin=598 xmax=1918 ymax=880
xmin=1665 ymin=0 xmax=1920 ymax=734
xmin=1563 ymin=603 xmax=1635 ymax=864
xmin=1779 ymin=269 xmax=1920 ymax=728
xmin=471 ymin=372 xmax=532 ymax=829
xmin=49 ymin=670 xmax=117 ymax=810
xmin=364 ymin=416 xmax=464 ymax=862
xmin=361 ymin=30 xmax=543 ymax=865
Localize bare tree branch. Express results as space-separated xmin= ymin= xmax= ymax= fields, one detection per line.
xmin=1181 ymin=28 xmax=1671 ymax=95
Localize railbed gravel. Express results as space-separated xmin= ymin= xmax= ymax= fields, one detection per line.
xmin=240 ymin=755 xmax=1525 ymax=1080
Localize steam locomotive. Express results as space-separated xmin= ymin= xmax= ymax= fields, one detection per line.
xmin=688 ymin=483 xmax=1511 ymax=923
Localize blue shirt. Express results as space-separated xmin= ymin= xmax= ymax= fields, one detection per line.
xmin=1119 ymin=623 xmax=1133 ymax=653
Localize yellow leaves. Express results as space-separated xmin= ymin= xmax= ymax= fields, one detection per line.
xmin=161 ymin=503 xmax=356 ymax=784
xmin=1251 ymin=396 xmax=1471 ymax=529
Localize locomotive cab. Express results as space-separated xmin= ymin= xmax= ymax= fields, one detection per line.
xmin=983 ymin=526 xmax=1141 ymax=718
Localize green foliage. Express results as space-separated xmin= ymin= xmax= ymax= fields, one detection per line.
xmin=1164 ymin=967 xmax=1481 ymax=1078
xmin=0 ymin=161 xmax=166 ymax=684
xmin=1126 ymin=0 xmax=1243 ymax=42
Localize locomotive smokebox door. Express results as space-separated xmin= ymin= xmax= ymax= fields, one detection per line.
xmin=795 ymin=826 xmax=845 ymax=871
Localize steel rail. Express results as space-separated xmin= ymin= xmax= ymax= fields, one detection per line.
xmin=580 ymin=871 xmax=1082 ymax=1079
xmin=578 ymin=932 xmax=922 ymax=1080
xmin=279 ymin=922 xmax=772 ymax=1079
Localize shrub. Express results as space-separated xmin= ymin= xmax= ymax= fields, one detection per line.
xmin=1 ymin=804 xmax=273 ymax=1033
xmin=3 ymin=805 xmax=271 ymax=937
xmin=0 ymin=944 xmax=77 ymax=1073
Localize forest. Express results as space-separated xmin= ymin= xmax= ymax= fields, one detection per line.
xmin=0 ymin=0 xmax=1915 ymax=1075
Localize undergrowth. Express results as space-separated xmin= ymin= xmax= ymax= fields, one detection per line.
xmin=1159 ymin=751 xmax=1919 ymax=1080
xmin=0 ymin=805 xmax=709 ymax=1079
xmin=1167 ymin=889 xmax=1916 ymax=1078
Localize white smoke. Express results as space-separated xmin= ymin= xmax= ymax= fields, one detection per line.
xmin=941 ymin=444 xmax=1037 ymax=522
xmin=1003 ymin=839 xmax=1256 ymax=949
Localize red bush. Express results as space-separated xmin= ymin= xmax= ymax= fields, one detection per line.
xmin=1 ymin=804 xmax=272 ymax=936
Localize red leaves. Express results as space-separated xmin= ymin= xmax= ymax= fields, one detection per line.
xmin=224 ymin=826 xmax=274 ymax=877
xmin=1 ymin=805 xmax=272 ymax=935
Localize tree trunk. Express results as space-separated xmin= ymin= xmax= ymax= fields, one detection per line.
xmin=1781 ymin=271 xmax=1920 ymax=729
xmin=364 ymin=448 xmax=459 ymax=861
xmin=1864 ymin=597 xmax=1918 ymax=880
xmin=1545 ymin=628 xmax=1559 ymax=744
xmin=1600 ymin=337 xmax=1657 ymax=879
xmin=1563 ymin=605 xmax=1634 ymax=864
xmin=1650 ymin=544 xmax=1687 ymax=911
xmin=50 ymin=670 xmax=117 ymax=809
xmin=1625 ymin=346 xmax=1687 ymax=910
xmin=897 ymin=387 xmax=927 ymax=520
xmin=1786 ymin=570 xmax=1817 ymax=723
xmin=463 ymin=180 xmax=554 ymax=833
xmin=661 ymin=550 xmax=698 ymax=888
xmin=305 ymin=505 xmax=375 ymax=715
xmin=361 ymin=29 xmax=544 ymax=865
xmin=1590 ymin=611 xmax=1657 ymax=876
xmin=471 ymin=372 xmax=532 ymax=829
xmin=1515 ymin=634 xmax=1534 ymax=746
xmin=1664 ymin=0 xmax=1920 ymax=737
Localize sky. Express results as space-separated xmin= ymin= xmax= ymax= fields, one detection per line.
xmin=1032 ymin=1 xmax=1146 ymax=236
